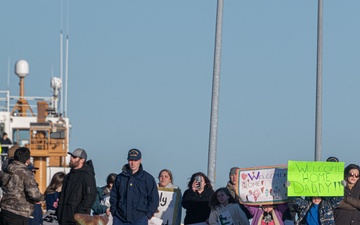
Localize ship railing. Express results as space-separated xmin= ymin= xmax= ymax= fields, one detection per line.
xmin=0 ymin=90 xmax=10 ymax=112
xmin=0 ymin=92 xmax=54 ymax=115
xmin=10 ymin=96 xmax=53 ymax=101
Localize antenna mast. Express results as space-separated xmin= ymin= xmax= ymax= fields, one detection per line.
xmin=7 ymin=57 xmax=10 ymax=89
xmin=65 ymin=34 xmax=69 ymax=116
xmin=64 ymin=0 xmax=70 ymax=116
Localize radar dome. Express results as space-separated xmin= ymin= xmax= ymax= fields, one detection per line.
xmin=51 ymin=77 xmax=62 ymax=90
xmin=15 ymin=59 xmax=29 ymax=78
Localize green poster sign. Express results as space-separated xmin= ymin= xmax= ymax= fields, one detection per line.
xmin=287 ymin=160 xmax=344 ymax=197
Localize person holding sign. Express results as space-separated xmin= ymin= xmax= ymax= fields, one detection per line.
xmin=334 ymin=164 xmax=360 ymax=225
xmin=244 ymin=204 xmax=287 ymax=225
xmin=182 ymin=172 xmax=214 ymax=225
xmin=158 ymin=169 xmax=180 ymax=189
xmin=209 ymin=188 xmax=249 ymax=225
xmin=287 ymin=160 xmax=344 ymax=225
xmin=157 ymin=169 xmax=182 ymax=225
xmin=289 ymin=196 xmax=342 ymax=225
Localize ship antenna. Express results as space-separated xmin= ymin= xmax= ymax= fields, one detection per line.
xmin=60 ymin=31 xmax=63 ymax=115
xmin=59 ymin=0 xmax=64 ymax=115
xmin=65 ymin=35 xmax=69 ymax=117
xmin=7 ymin=56 xmax=10 ymax=90
xmin=64 ymin=0 xmax=70 ymax=116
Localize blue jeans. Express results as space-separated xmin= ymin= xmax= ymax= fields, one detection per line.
xmin=113 ymin=215 xmax=148 ymax=225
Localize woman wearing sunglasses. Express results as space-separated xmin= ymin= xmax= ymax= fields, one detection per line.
xmin=334 ymin=164 xmax=360 ymax=225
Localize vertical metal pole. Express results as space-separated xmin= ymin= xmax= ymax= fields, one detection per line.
xmin=65 ymin=35 xmax=69 ymax=116
xmin=60 ymin=31 xmax=63 ymax=115
xmin=208 ymin=0 xmax=224 ymax=187
xmin=315 ymin=0 xmax=323 ymax=161
xmin=7 ymin=57 xmax=10 ymax=90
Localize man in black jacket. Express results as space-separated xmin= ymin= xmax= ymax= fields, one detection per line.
xmin=56 ymin=148 xmax=97 ymax=225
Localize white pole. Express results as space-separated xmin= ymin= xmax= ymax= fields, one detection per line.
xmin=315 ymin=0 xmax=323 ymax=161
xmin=60 ymin=31 xmax=63 ymax=115
xmin=208 ymin=0 xmax=224 ymax=187
xmin=65 ymin=35 xmax=69 ymax=116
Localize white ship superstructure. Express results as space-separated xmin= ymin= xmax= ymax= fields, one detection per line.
xmin=0 ymin=59 xmax=71 ymax=193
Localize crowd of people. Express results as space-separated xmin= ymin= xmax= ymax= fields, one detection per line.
xmin=0 ymin=147 xmax=359 ymax=225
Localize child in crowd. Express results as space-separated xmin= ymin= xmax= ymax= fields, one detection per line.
xmin=43 ymin=172 xmax=65 ymax=225
xmin=209 ymin=187 xmax=249 ymax=225
xmin=245 ymin=203 xmax=287 ymax=225
xmin=289 ymin=196 xmax=342 ymax=225
xmin=44 ymin=172 xmax=65 ymax=211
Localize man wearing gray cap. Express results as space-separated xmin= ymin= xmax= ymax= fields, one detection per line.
xmin=110 ymin=148 xmax=159 ymax=225
xmin=56 ymin=148 xmax=97 ymax=225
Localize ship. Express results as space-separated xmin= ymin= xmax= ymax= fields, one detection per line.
xmin=0 ymin=59 xmax=71 ymax=193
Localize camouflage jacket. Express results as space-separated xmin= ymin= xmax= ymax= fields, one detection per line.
xmin=289 ymin=197 xmax=343 ymax=225
xmin=0 ymin=160 xmax=44 ymax=218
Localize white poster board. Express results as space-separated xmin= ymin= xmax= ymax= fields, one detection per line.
xmin=152 ymin=187 xmax=181 ymax=225
xmin=238 ymin=165 xmax=288 ymax=205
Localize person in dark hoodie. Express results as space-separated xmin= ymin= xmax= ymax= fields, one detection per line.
xmin=110 ymin=148 xmax=159 ymax=225
xmin=56 ymin=148 xmax=97 ymax=225
xmin=182 ymin=172 xmax=214 ymax=225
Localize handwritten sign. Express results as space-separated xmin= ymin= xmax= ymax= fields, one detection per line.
xmin=238 ymin=165 xmax=288 ymax=205
xmin=287 ymin=161 xmax=344 ymax=197
xmin=153 ymin=187 xmax=181 ymax=225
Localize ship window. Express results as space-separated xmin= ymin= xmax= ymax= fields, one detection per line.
xmin=50 ymin=130 xmax=65 ymax=139
xmin=12 ymin=129 xmax=30 ymax=146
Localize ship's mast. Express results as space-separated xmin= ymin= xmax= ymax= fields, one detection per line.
xmin=11 ymin=60 xmax=34 ymax=116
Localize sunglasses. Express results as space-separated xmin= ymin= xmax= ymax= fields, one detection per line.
xmin=348 ymin=173 xmax=359 ymax=178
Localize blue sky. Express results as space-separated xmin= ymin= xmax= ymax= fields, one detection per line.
xmin=1 ymin=0 xmax=360 ymax=195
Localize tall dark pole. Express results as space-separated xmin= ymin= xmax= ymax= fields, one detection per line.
xmin=208 ymin=0 xmax=224 ymax=187
xmin=315 ymin=0 xmax=323 ymax=161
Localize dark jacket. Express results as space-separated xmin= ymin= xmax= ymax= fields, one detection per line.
xmin=181 ymin=187 xmax=214 ymax=225
xmin=0 ymin=160 xmax=44 ymax=218
xmin=0 ymin=137 xmax=12 ymax=153
xmin=92 ymin=186 xmax=110 ymax=215
xmin=56 ymin=160 xmax=97 ymax=225
xmin=45 ymin=191 xmax=60 ymax=211
xmin=334 ymin=181 xmax=360 ymax=225
xmin=110 ymin=164 xmax=159 ymax=222
xmin=290 ymin=197 xmax=343 ymax=225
